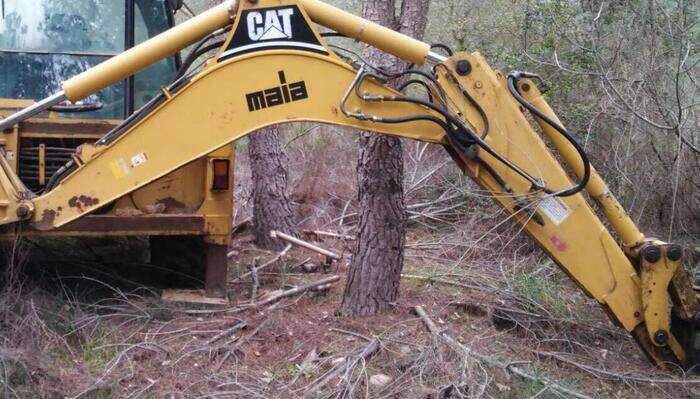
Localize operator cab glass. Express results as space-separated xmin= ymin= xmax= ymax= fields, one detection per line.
xmin=0 ymin=0 xmax=179 ymax=119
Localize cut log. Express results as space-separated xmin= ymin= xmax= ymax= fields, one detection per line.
xmin=270 ymin=230 xmax=341 ymax=260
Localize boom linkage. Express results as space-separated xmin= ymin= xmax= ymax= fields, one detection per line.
xmin=0 ymin=0 xmax=696 ymax=370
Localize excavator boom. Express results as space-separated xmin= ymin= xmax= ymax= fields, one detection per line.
xmin=0 ymin=0 xmax=697 ymax=369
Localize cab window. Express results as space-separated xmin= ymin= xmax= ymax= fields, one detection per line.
xmin=0 ymin=0 xmax=177 ymax=119
xmin=134 ymin=0 xmax=178 ymax=109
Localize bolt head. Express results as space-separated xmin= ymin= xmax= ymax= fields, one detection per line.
xmin=643 ymin=246 xmax=662 ymax=263
xmin=16 ymin=205 xmax=31 ymax=219
xmin=456 ymin=60 xmax=472 ymax=76
xmin=667 ymin=245 xmax=682 ymax=262
xmin=654 ymin=330 xmax=669 ymax=346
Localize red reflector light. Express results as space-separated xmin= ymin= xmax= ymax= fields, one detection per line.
xmin=212 ymin=159 xmax=230 ymax=190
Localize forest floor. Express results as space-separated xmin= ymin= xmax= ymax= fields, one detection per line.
xmin=1 ymin=227 xmax=699 ymax=398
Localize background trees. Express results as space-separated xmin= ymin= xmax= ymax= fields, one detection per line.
xmin=207 ymin=0 xmax=297 ymax=249
xmin=247 ymin=126 xmax=297 ymax=250
xmin=339 ymin=0 xmax=431 ymax=317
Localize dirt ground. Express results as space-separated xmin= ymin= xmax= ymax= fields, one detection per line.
xmin=1 ymin=228 xmax=699 ymax=398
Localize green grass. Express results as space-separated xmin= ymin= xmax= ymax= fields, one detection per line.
xmin=512 ymin=271 xmax=568 ymax=317
xmin=81 ymin=329 xmax=118 ymax=371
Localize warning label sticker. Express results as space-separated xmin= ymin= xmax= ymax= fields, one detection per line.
xmin=130 ymin=152 xmax=147 ymax=168
xmin=537 ymin=196 xmax=571 ymax=226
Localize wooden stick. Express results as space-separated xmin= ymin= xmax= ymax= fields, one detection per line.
xmin=232 ymin=275 xmax=341 ymax=313
xmin=232 ymin=244 xmax=292 ymax=282
xmin=302 ymin=338 xmax=380 ymax=398
xmin=232 ymin=217 xmax=252 ymax=234
xmin=255 ymin=275 xmax=340 ymax=307
xmin=205 ymin=321 xmax=247 ymax=346
xmin=329 ymin=327 xmax=372 ymax=342
xmin=303 ymin=230 xmax=356 ymax=241
xmin=413 ymin=305 xmax=591 ymax=399
xmin=249 ymin=257 xmax=259 ymax=301
xmin=402 ymin=274 xmax=483 ymax=291
xmin=270 ymin=230 xmax=341 ymax=260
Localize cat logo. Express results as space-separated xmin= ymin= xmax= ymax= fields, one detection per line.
xmin=218 ymin=5 xmax=328 ymax=60
xmin=247 ymin=8 xmax=295 ymax=41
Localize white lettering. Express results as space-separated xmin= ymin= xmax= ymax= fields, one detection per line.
xmin=247 ymin=11 xmax=264 ymax=40
xmin=277 ymin=8 xmax=295 ymax=37
xmin=247 ymin=8 xmax=295 ymax=41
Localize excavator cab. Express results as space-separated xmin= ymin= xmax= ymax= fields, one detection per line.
xmin=0 ymin=1 xmax=234 ymax=299
xmin=0 ymin=0 xmax=181 ymax=193
xmin=0 ymin=0 xmax=179 ymax=122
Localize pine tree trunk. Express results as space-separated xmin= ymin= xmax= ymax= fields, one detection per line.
xmin=340 ymin=0 xmax=430 ymax=316
xmin=248 ymin=125 xmax=296 ymax=250
xmin=206 ymin=1 xmax=296 ymax=250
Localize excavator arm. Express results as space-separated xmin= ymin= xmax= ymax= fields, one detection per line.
xmin=0 ymin=0 xmax=697 ymax=369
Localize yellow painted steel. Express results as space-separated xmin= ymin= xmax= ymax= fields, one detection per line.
xmin=61 ymin=0 xmax=238 ymax=102
xmin=200 ymin=145 xmax=235 ymax=246
xmin=30 ymin=51 xmax=445 ymax=230
xmin=299 ymin=0 xmax=430 ymax=64
xmin=434 ymin=54 xmax=644 ymax=332
xmin=59 ymin=0 xmax=433 ymax=103
xmin=520 ymin=86 xmax=646 ymax=248
xmin=641 ymin=250 xmax=679 ymax=346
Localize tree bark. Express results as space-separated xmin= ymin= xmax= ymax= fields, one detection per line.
xmin=248 ymin=125 xmax=297 ymax=250
xmin=205 ymin=1 xmax=296 ymax=250
xmin=340 ymin=0 xmax=430 ymax=317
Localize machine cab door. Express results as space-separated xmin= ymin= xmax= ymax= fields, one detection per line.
xmin=0 ymin=0 xmax=180 ymax=193
xmin=0 ymin=0 xmax=180 ymax=120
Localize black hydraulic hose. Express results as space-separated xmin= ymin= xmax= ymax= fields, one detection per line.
xmin=175 ymin=40 xmax=225 ymax=80
xmin=430 ymin=43 xmax=453 ymax=56
xmin=354 ymin=71 xmax=550 ymax=192
xmin=433 ymin=64 xmax=489 ymax=140
xmin=321 ymin=32 xmax=347 ymax=38
xmin=43 ymin=161 xmax=76 ymax=192
xmin=507 ymin=72 xmax=591 ymax=197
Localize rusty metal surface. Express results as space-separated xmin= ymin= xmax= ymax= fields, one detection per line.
xmin=19 ymin=120 xmax=118 ymax=136
xmin=68 ymin=195 xmax=100 ymax=213
xmin=0 ymin=214 xmax=205 ymax=237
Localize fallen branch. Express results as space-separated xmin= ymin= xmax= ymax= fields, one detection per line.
xmin=232 ymin=244 xmax=292 ymax=282
xmin=232 ymin=275 xmax=340 ymax=312
xmin=216 ymin=318 xmax=271 ymax=370
xmin=534 ymin=350 xmax=700 ymax=385
xmin=329 ymin=327 xmax=372 ymax=342
xmin=303 ymin=230 xmax=356 ymax=241
xmin=413 ymin=305 xmax=591 ymax=399
xmin=302 ymin=337 xmax=381 ymax=398
xmin=401 ymin=273 xmax=484 ymax=291
xmin=205 ymin=321 xmax=247 ymax=346
xmin=249 ymin=257 xmax=259 ymax=301
xmin=270 ymin=230 xmax=341 ymax=260
xmin=232 ymin=217 xmax=252 ymax=235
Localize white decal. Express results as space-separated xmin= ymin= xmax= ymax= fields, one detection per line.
xmin=538 ymin=196 xmax=571 ymax=226
xmin=247 ymin=8 xmax=294 ymax=41
xmin=130 ymin=152 xmax=147 ymax=168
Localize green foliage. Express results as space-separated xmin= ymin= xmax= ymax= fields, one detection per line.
xmin=81 ymin=328 xmax=118 ymax=371
xmin=513 ymin=268 xmax=568 ymax=316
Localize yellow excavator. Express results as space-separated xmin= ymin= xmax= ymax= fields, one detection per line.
xmin=0 ymin=0 xmax=697 ymax=370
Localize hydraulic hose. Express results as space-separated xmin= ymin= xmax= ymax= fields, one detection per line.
xmin=507 ymin=72 xmax=591 ymax=197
